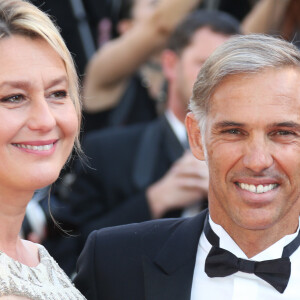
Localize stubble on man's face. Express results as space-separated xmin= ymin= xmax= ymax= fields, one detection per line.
xmin=204 ymin=68 xmax=300 ymax=241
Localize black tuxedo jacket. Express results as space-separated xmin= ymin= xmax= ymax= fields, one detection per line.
xmin=68 ymin=115 xmax=185 ymax=243
xmin=74 ymin=210 xmax=207 ymax=300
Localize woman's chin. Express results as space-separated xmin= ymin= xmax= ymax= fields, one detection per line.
xmin=28 ymin=172 xmax=60 ymax=191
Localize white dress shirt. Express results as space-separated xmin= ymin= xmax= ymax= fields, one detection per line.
xmin=191 ymin=216 xmax=300 ymax=299
xmin=165 ymin=109 xmax=187 ymax=148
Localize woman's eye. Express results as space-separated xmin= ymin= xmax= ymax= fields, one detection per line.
xmin=50 ymin=90 xmax=67 ymax=99
xmin=0 ymin=94 xmax=24 ymax=103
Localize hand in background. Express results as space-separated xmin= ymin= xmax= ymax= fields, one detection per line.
xmin=147 ymin=151 xmax=208 ymax=218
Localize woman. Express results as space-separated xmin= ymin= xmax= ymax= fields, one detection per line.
xmin=0 ymin=0 xmax=85 ymax=298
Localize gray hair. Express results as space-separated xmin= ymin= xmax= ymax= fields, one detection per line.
xmin=189 ymin=34 xmax=300 ymax=133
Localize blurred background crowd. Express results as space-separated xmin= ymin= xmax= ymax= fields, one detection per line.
xmin=23 ymin=0 xmax=300 ymax=277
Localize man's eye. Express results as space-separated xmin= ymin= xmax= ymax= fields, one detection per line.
xmin=222 ymin=129 xmax=241 ymax=135
xmin=275 ymin=130 xmax=295 ymax=136
xmin=0 ymin=94 xmax=24 ymax=103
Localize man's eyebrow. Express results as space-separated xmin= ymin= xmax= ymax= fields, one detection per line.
xmin=268 ymin=122 xmax=300 ymax=130
xmin=213 ymin=121 xmax=245 ymax=129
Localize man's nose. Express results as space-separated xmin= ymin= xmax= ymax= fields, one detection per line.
xmin=27 ymin=99 xmax=56 ymax=132
xmin=242 ymin=136 xmax=273 ymax=173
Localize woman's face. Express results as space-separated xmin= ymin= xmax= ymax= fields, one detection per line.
xmin=0 ymin=35 xmax=78 ymax=193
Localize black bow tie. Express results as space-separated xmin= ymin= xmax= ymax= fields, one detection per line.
xmin=204 ymin=216 xmax=300 ymax=294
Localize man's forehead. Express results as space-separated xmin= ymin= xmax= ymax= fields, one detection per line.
xmin=210 ymin=67 xmax=300 ymax=98
xmin=206 ymin=67 xmax=300 ymax=121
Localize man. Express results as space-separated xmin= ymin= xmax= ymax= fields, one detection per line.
xmin=75 ymin=34 xmax=300 ymax=299
xmin=68 ymin=10 xmax=240 ymax=244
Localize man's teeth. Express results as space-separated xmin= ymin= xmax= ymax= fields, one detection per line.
xmin=13 ymin=143 xmax=54 ymax=151
xmin=238 ymin=182 xmax=277 ymax=194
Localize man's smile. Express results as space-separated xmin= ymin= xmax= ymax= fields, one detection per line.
xmin=235 ymin=182 xmax=279 ymax=194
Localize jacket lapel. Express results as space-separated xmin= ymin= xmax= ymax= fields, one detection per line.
xmin=143 ymin=211 xmax=207 ymax=300
xmin=133 ymin=115 xmax=184 ymax=190
xmin=162 ymin=114 xmax=185 ymax=163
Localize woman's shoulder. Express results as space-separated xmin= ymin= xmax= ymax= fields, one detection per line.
xmin=20 ymin=239 xmax=40 ymax=267
xmin=11 ymin=240 xmax=87 ymax=299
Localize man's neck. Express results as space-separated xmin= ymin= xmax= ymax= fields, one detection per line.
xmin=167 ymin=97 xmax=187 ymax=124
xmin=210 ymin=208 xmax=299 ymax=258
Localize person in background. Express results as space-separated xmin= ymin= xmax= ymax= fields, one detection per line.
xmin=68 ymin=9 xmax=240 ymax=251
xmin=242 ymin=0 xmax=291 ymax=35
xmin=242 ymin=0 xmax=300 ymax=48
xmin=82 ymin=0 xmax=202 ymax=132
xmin=75 ymin=34 xmax=300 ymax=300
xmin=0 ymin=0 xmax=85 ymax=298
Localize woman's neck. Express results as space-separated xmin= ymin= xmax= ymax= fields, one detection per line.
xmin=0 ymin=189 xmax=34 ymax=260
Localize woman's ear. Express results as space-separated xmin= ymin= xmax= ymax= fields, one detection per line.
xmin=185 ymin=112 xmax=206 ymax=160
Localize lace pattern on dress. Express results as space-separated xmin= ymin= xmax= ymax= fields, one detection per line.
xmin=0 ymin=245 xmax=85 ymax=300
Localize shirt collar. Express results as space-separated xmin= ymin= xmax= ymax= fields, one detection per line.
xmin=201 ymin=215 xmax=300 ymax=261
xmin=165 ymin=110 xmax=187 ymax=147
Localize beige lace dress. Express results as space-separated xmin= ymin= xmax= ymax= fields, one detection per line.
xmin=0 ymin=245 xmax=86 ymax=299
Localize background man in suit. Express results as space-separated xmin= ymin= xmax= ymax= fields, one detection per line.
xmin=68 ymin=10 xmax=240 ymax=246
xmin=75 ymin=34 xmax=300 ymax=299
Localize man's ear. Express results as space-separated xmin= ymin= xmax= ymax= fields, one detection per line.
xmin=185 ymin=112 xmax=206 ymax=160
xmin=161 ymin=49 xmax=179 ymax=81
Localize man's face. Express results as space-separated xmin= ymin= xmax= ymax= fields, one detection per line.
xmin=189 ymin=67 xmax=300 ymax=234
xmin=175 ymin=27 xmax=230 ymax=107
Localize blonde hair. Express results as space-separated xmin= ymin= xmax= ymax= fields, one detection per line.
xmin=0 ymin=0 xmax=82 ymax=155
xmin=189 ymin=34 xmax=300 ymax=134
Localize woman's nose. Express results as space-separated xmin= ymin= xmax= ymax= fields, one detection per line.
xmin=27 ymin=99 xmax=56 ymax=132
